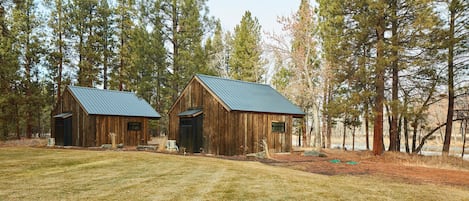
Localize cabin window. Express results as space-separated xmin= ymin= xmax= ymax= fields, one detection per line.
xmin=272 ymin=122 xmax=285 ymax=133
xmin=128 ymin=122 xmax=142 ymax=131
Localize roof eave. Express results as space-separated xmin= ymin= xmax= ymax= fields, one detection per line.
xmin=194 ymin=75 xmax=232 ymax=112
xmin=168 ymin=75 xmax=233 ymax=114
xmin=231 ymin=110 xmax=306 ymax=117
xmin=90 ymin=113 xmax=161 ymax=119
xmin=67 ymin=86 xmax=91 ymax=116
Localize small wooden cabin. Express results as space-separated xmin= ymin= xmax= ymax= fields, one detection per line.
xmin=52 ymin=86 xmax=161 ymax=147
xmin=168 ymin=74 xmax=305 ymax=156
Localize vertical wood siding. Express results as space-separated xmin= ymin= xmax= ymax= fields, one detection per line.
xmin=53 ymin=89 xmax=150 ymax=147
xmin=169 ymin=78 xmax=294 ymax=156
xmin=94 ymin=116 xmax=148 ymax=146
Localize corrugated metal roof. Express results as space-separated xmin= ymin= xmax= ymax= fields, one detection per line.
xmin=196 ymin=74 xmax=305 ymax=116
xmin=68 ymin=86 xmax=161 ymax=118
xmin=178 ymin=109 xmax=203 ymax=117
xmin=53 ymin=112 xmax=73 ymax=119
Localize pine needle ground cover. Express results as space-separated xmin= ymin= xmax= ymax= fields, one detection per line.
xmin=0 ymin=147 xmax=468 ymax=201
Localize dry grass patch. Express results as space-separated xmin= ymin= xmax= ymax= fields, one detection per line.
xmin=0 ymin=147 xmax=468 ymax=201
xmin=0 ymin=138 xmax=47 ymax=147
xmin=369 ymin=150 xmax=469 ymax=171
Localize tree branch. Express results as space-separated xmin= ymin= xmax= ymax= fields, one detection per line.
xmin=414 ymin=118 xmax=464 ymax=153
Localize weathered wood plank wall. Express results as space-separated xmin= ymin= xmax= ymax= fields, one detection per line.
xmin=169 ymin=77 xmax=295 ymax=156
xmin=54 ymin=88 xmax=149 ymax=147
xmin=95 ymin=116 xmax=148 ymax=146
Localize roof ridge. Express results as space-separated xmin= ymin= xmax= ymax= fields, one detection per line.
xmin=196 ymin=74 xmax=269 ymax=86
xmin=194 ymin=74 xmax=305 ymax=116
xmin=68 ymin=85 xmax=135 ymax=95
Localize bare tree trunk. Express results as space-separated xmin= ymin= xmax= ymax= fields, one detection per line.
xmin=300 ymin=118 xmax=306 ymax=147
xmin=171 ymin=0 xmax=179 ymax=101
xmin=373 ymin=2 xmax=386 ymax=155
xmin=57 ymin=0 xmax=63 ymax=102
xmin=411 ymin=121 xmax=418 ymax=153
xmin=365 ymin=101 xmax=370 ymax=150
xmin=443 ymin=0 xmax=456 ymax=156
xmin=326 ymin=82 xmax=332 ymax=148
xmin=389 ymin=0 xmax=399 ymax=152
xmin=322 ymin=74 xmax=329 ymax=148
xmin=352 ymin=126 xmax=356 ymax=151
xmin=315 ymin=105 xmax=322 ymax=148
xmin=342 ymin=121 xmax=346 ymax=150
xmin=321 ymin=119 xmax=327 ymax=148
xmin=386 ymin=104 xmax=392 ymax=150
xmin=24 ymin=6 xmax=33 ymax=139
xmin=119 ymin=14 xmax=124 ymax=91
xmin=397 ymin=113 xmax=402 ymax=151
xmin=462 ymin=120 xmax=467 ymax=158
xmin=404 ymin=115 xmax=410 ymax=153
xmin=15 ymin=100 xmax=20 ymax=139
xmin=309 ymin=122 xmax=314 ymax=147
xmin=310 ymin=125 xmax=321 ymax=147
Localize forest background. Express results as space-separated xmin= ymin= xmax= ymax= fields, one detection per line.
xmin=0 ymin=0 xmax=467 ymax=155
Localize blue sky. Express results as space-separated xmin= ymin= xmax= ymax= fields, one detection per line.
xmin=206 ymin=0 xmax=302 ymax=34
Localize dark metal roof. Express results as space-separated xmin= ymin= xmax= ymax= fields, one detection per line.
xmin=67 ymin=86 xmax=161 ymax=118
xmin=178 ymin=109 xmax=203 ymax=117
xmin=196 ymin=74 xmax=305 ymax=116
xmin=53 ymin=112 xmax=73 ymax=119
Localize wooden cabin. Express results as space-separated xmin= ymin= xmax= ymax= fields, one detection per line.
xmin=168 ymin=74 xmax=305 ymax=156
xmin=52 ymin=86 xmax=161 ymax=147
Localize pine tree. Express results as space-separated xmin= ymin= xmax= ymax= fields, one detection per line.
xmin=0 ymin=2 xmax=20 ymax=139
xmin=442 ymin=0 xmax=469 ymax=155
xmin=13 ymin=0 xmax=46 ymax=138
xmin=228 ymin=11 xmax=264 ymax=82
xmin=150 ymin=0 xmax=172 ymax=133
xmin=386 ymin=0 xmax=441 ymax=151
xmin=46 ymin=0 xmax=70 ymax=105
xmin=96 ymin=0 xmax=115 ymax=89
xmin=319 ymin=0 xmax=447 ymax=154
xmin=160 ymin=0 xmax=212 ymax=100
xmin=110 ymin=0 xmax=135 ymax=91
xmin=69 ymin=0 xmax=101 ymax=87
xmin=129 ymin=0 xmax=166 ymax=100
xmin=319 ymin=0 xmax=363 ymax=149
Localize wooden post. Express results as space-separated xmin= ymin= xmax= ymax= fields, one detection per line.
xmin=263 ymin=138 xmax=270 ymax=159
xmin=110 ymin=133 xmax=116 ymax=149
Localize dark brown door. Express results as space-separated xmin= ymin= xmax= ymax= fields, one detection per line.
xmin=179 ymin=115 xmax=203 ymax=153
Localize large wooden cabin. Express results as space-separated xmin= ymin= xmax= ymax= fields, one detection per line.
xmin=52 ymin=86 xmax=160 ymax=147
xmin=168 ymin=74 xmax=305 ymax=156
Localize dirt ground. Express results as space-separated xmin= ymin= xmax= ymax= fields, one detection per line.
xmin=263 ymin=149 xmax=469 ymax=187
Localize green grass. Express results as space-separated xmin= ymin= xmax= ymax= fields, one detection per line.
xmin=0 ymin=147 xmax=468 ymax=201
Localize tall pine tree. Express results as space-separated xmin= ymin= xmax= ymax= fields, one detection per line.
xmin=442 ymin=0 xmax=469 ymax=155
xmin=229 ymin=11 xmax=264 ymax=82
xmin=159 ymin=0 xmax=212 ymax=100
xmin=0 ymin=2 xmax=20 ymax=139
xmin=13 ymin=0 xmax=46 ymax=138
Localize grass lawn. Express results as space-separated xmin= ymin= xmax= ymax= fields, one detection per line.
xmin=0 ymin=147 xmax=468 ymax=201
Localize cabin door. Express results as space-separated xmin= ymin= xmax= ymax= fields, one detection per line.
xmin=63 ymin=117 xmax=72 ymax=146
xmin=179 ymin=115 xmax=203 ymax=153
xmin=53 ymin=113 xmax=72 ymax=146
